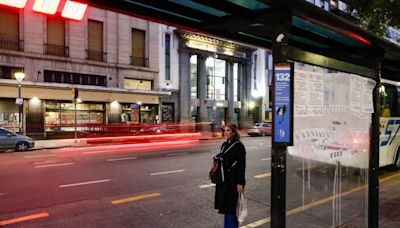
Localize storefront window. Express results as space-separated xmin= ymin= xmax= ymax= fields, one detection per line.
xmin=124 ymin=78 xmax=152 ymax=90
xmin=45 ymin=101 xmax=104 ymax=132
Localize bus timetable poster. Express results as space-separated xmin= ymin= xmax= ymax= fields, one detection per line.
xmin=274 ymin=64 xmax=291 ymax=143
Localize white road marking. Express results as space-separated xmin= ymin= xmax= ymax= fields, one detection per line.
xmin=167 ymin=152 xmax=189 ymax=156
xmin=59 ymin=179 xmax=111 ymax=188
xmin=199 ymin=183 xmax=216 ymax=188
xmin=261 ymin=158 xmax=272 ymax=161
xmin=150 ymin=169 xmax=185 ymax=176
xmin=35 ymin=162 xmax=74 ymax=168
xmin=107 ymin=157 xmax=138 ymax=162
xmin=24 ymin=154 xmax=56 ymax=158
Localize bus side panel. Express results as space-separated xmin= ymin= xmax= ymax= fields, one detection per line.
xmin=379 ymin=117 xmax=400 ymax=167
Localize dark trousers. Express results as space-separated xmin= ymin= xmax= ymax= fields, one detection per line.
xmin=224 ymin=214 xmax=238 ymax=228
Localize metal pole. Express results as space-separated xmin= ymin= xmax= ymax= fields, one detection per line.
xmin=74 ymin=102 xmax=77 ymax=143
xmin=18 ymin=83 xmax=22 ymax=134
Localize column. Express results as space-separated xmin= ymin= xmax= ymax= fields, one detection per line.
xmin=238 ymin=58 xmax=253 ymax=128
xmin=198 ymin=54 xmax=208 ymax=123
xmin=178 ymin=40 xmax=192 ymax=123
xmin=226 ymin=60 xmax=235 ymax=124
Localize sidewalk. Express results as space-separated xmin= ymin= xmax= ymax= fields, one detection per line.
xmin=33 ymin=131 xmax=251 ymax=150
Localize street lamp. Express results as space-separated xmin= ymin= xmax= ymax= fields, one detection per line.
xmin=14 ymin=72 xmax=25 ymax=134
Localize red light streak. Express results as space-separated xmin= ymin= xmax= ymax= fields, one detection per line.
xmin=86 ymin=132 xmax=201 ymax=143
xmin=349 ymin=32 xmax=371 ymax=46
xmin=54 ymin=140 xmax=199 ymax=157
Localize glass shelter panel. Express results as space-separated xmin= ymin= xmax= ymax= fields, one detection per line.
xmin=286 ymin=62 xmax=374 ymax=227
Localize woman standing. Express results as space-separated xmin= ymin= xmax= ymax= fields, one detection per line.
xmin=213 ymin=124 xmax=246 ymax=228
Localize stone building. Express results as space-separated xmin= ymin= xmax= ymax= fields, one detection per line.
xmin=0 ymin=2 xmax=169 ymax=139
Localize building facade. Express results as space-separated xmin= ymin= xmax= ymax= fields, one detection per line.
xmin=0 ymin=3 xmax=170 ymax=139
xmin=159 ymin=27 xmax=271 ymax=129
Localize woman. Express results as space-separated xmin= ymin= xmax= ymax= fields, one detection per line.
xmin=213 ymin=124 xmax=246 ymax=228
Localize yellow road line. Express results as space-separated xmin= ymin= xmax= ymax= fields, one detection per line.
xmin=254 ymin=172 xmax=271 ymax=178
xmin=0 ymin=213 xmax=49 ymax=226
xmin=111 ymin=193 xmax=161 ymax=205
xmin=242 ymin=170 xmax=400 ymax=227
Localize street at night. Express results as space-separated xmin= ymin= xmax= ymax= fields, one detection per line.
xmin=0 ymin=137 xmax=272 ymax=227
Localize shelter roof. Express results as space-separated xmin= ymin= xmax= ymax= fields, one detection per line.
xmin=87 ymin=0 xmax=400 ymax=80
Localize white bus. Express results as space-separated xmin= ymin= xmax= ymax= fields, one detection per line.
xmin=379 ymin=80 xmax=400 ymax=169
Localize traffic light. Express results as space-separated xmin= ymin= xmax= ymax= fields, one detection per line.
xmin=72 ymin=88 xmax=79 ymax=101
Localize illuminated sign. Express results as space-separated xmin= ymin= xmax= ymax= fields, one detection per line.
xmin=0 ymin=0 xmax=28 ymax=8
xmin=33 ymin=0 xmax=60 ymax=15
xmin=62 ymin=0 xmax=88 ymax=20
xmin=0 ymin=0 xmax=88 ymax=21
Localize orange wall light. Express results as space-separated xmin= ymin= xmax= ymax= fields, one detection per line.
xmin=32 ymin=0 xmax=61 ymax=15
xmin=0 ymin=0 xmax=28 ymax=8
xmin=61 ymin=0 xmax=87 ymax=20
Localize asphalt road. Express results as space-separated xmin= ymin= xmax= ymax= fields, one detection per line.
xmin=0 ymin=137 xmax=272 ymax=227
xmin=0 ymin=137 xmax=386 ymax=227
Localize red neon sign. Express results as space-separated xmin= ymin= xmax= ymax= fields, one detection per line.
xmin=32 ymin=0 xmax=61 ymax=15
xmin=0 ymin=0 xmax=28 ymax=8
xmin=61 ymin=0 xmax=87 ymax=21
xmin=0 ymin=0 xmax=88 ymax=21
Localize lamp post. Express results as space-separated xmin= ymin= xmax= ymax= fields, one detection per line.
xmin=14 ymin=72 xmax=25 ymax=134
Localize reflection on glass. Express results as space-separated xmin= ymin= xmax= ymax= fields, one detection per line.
xmin=206 ymin=57 xmax=226 ymax=100
xmin=286 ymin=62 xmax=373 ymax=227
xmin=190 ymin=55 xmax=198 ymax=99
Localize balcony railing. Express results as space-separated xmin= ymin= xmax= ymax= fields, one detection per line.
xmin=44 ymin=43 xmax=69 ymax=57
xmin=130 ymin=56 xmax=149 ymax=67
xmin=86 ymin=49 xmax=107 ymax=62
xmin=0 ymin=34 xmax=23 ymax=51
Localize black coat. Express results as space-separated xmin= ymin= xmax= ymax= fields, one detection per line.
xmin=214 ymin=139 xmax=246 ymax=214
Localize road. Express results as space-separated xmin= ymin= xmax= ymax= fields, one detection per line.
xmin=0 ymin=137 xmax=272 ymax=227
xmin=1 ymin=136 xmax=389 ymax=227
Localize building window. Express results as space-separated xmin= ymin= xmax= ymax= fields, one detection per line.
xmin=233 ymin=63 xmax=240 ymax=102
xmin=124 ymin=79 xmax=152 ymax=91
xmin=87 ymin=20 xmax=105 ymax=62
xmin=190 ymin=55 xmax=198 ymax=99
xmin=45 ymin=101 xmax=104 ymax=132
xmin=253 ymin=54 xmax=258 ymax=90
xmin=131 ymin=29 xmax=147 ymax=67
xmin=46 ymin=17 xmax=68 ymax=57
xmin=44 ymin=70 xmax=107 ymax=87
xmin=0 ymin=8 xmax=22 ymax=51
xmin=206 ymin=56 xmax=226 ymax=100
xmin=0 ymin=66 xmax=24 ymax=80
xmin=165 ymin=34 xmax=171 ymax=80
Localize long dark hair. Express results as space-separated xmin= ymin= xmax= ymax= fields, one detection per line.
xmin=227 ymin=123 xmax=240 ymax=141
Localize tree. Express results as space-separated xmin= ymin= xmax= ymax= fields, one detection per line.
xmin=344 ymin=0 xmax=400 ymax=36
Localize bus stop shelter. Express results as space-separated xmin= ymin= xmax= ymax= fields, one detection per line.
xmin=86 ymin=0 xmax=400 ymax=227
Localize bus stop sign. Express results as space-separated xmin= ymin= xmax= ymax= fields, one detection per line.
xmin=274 ymin=64 xmax=292 ymax=143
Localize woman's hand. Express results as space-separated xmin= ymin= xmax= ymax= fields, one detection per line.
xmin=237 ymin=184 xmax=244 ymax=193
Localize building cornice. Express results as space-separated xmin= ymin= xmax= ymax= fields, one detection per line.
xmin=0 ymin=79 xmax=171 ymax=97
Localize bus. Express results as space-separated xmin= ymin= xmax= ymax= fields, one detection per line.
xmin=379 ymin=79 xmax=400 ymax=169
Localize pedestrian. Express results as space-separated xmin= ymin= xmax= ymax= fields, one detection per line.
xmin=213 ymin=123 xmax=246 ymax=228
xmin=220 ymin=120 xmax=225 ymax=137
xmin=210 ymin=119 xmax=216 ymax=135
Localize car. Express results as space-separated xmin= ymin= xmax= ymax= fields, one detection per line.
xmin=247 ymin=122 xmax=272 ymax=137
xmin=139 ymin=125 xmax=172 ymax=134
xmin=0 ymin=128 xmax=35 ymax=152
